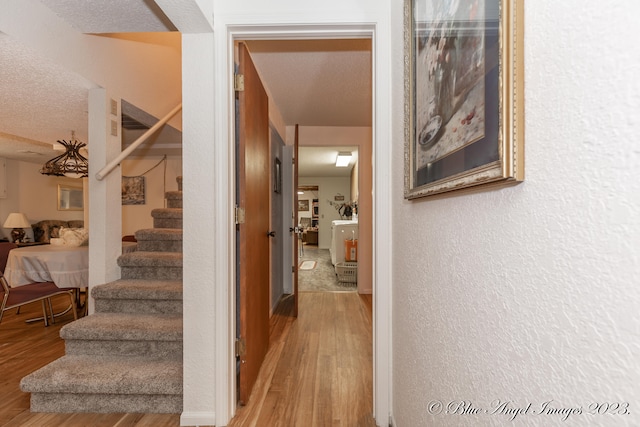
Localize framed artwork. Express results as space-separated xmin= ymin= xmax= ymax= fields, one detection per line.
xmin=298 ymin=199 xmax=309 ymax=212
xmin=404 ymin=0 xmax=524 ymax=199
xmin=57 ymin=184 xmax=83 ymax=211
xmin=122 ymin=176 xmax=146 ymax=205
xmin=274 ymin=157 xmax=282 ymax=193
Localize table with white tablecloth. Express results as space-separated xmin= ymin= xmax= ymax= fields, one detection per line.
xmin=4 ymin=242 xmax=137 ymax=288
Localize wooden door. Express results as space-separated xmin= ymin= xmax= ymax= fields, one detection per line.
xmin=237 ymin=42 xmax=270 ymax=406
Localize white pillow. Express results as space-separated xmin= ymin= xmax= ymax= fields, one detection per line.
xmin=60 ymin=227 xmax=89 ymax=247
xmin=50 ymin=238 xmax=65 ymax=246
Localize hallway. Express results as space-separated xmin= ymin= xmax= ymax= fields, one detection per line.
xmin=229 ymin=291 xmax=374 ymax=426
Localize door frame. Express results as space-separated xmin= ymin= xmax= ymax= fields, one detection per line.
xmin=215 ymin=24 xmax=392 ymax=426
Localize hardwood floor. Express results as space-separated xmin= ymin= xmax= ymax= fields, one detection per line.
xmin=229 ymin=292 xmax=375 ymax=427
xmin=0 ymin=292 xmax=374 ymax=427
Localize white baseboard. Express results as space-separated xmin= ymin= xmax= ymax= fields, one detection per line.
xmin=180 ymin=411 xmax=216 ymax=426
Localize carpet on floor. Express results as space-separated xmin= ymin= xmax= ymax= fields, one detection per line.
xmin=298 ymin=246 xmax=356 ymax=292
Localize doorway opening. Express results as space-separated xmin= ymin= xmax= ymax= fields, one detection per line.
xmin=296 ymin=144 xmax=364 ymax=295
xmin=235 ymin=39 xmax=373 ymax=412
xmin=216 ymin=25 xmax=390 ymax=422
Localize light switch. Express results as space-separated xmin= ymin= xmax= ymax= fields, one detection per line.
xmin=111 ymin=120 xmax=118 ymax=136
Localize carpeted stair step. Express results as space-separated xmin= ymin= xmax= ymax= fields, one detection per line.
xmin=118 ymin=252 xmax=183 ymax=280
xmin=152 ymin=208 xmax=182 ymax=228
xmin=93 ymin=279 xmax=183 ymax=314
xmin=18 ymin=174 xmax=186 ymax=415
xmin=20 ymin=355 xmax=182 ymax=413
xmin=61 ymin=312 xmax=182 ymax=359
xmin=165 ymin=192 xmax=183 ymax=209
xmin=135 ymin=228 xmax=183 ymax=253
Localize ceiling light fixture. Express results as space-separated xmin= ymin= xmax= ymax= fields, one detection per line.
xmin=335 ymin=152 xmax=352 ymax=167
xmin=40 ymin=131 xmax=88 ymax=178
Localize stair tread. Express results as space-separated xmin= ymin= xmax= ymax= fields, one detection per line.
xmin=61 ymin=313 xmax=182 ymax=341
xmin=93 ymin=279 xmax=182 ymax=300
xmin=151 ymin=208 xmax=183 ymax=218
xmin=21 ymin=355 xmax=182 ymax=395
xmin=21 ymin=188 xmax=186 ymax=413
xmin=135 ymin=228 xmax=183 ymax=240
xmin=118 ymin=251 xmax=182 ymax=267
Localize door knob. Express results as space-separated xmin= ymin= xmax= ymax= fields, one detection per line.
xmin=267 ymin=231 xmax=276 ymax=237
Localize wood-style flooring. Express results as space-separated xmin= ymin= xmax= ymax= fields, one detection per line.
xmin=0 ymin=292 xmax=374 ymax=427
xmin=229 ymin=292 xmax=375 ymax=427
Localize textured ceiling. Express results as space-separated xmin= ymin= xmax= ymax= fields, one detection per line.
xmin=39 ymin=0 xmax=176 ymax=33
xmin=247 ymin=39 xmax=372 ymax=127
xmin=0 ymin=32 xmax=93 ymax=162
xmin=0 ymin=1 xmax=372 ymax=178
xmin=247 ymin=39 xmax=369 ymax=178
xmin=299 ymin=146 xmax=359 ymax=178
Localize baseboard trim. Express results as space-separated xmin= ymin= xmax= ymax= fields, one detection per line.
xmin=389 ymin=414 xmax=397 ymax=427
xmin=180 ymin=411 xmax=216 ymax=426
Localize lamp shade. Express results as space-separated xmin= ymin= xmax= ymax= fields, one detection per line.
xmin=3 ymin=213 xmax=31 ymax=229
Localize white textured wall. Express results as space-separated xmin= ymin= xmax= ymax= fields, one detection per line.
xmin=391 ymin=1 xmax=640 ymax=426
xmin=87 ymin=88 xmax=123 ymax=315
xmin=0 ymin=1 xmax=182 ymax=138
xmin=17 ymin=161 xmax=85 ymax=223
xmin=181 ymin=32 xmax=217 ymax=426
xmin=0 ymin=160 xmax=84 ymax=240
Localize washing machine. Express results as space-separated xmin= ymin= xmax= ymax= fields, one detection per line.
xmin=330 ymin=219 xmax=359 ymax=266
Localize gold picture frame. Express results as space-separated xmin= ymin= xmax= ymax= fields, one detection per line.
xmin=57 ymin=183 xmax=83 ymax=211
xmin=404 ymin=0 xmax=524 ymax=199
xmin=298 ymin=199 xmax=309 ymax=212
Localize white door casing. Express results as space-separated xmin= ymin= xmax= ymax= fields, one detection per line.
xmin=212 ymin=23 xmax=393 ymax=426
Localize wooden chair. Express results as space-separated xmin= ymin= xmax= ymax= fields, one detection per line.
xmin=0 ymin=274 xmax=78 ymax=326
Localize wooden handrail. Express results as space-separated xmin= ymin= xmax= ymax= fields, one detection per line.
xmin=95 ymin=103 xmax=182 ymax=181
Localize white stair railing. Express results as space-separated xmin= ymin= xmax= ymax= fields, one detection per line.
xmin=95 ymin=103 xmax=182 ymax=181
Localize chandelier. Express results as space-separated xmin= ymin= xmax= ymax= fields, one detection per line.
xmin=40 ymin=131 xmax=88 ymax=178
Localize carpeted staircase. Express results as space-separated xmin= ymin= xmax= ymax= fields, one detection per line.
xmin=20 ymin=177 xmax=184 ymax=413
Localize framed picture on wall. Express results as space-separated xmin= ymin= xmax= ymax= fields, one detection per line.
xmin=298 ymin=199 xmax=309 ymax=211
xmin=274 ymin=157 xmax=282 ymax=193
xmin=122 ymin=176 xmax=146 ymax=205
xmin=404 ymin=0 xmax=524 ymax=199
xmin=57 ymin=184 xmax=83 ymax=211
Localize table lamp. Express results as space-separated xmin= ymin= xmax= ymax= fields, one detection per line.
xmin=3 ymin=212 xmax=31 ymax=243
